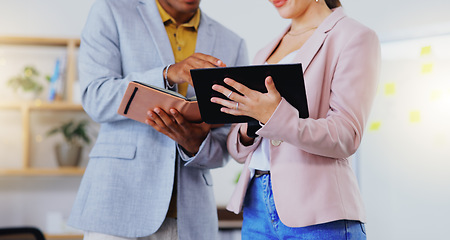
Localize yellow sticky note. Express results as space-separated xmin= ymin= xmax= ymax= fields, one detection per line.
xmin=421 ymin=63 xmax=433 ymax=74
xmin=384 ymin=83 xmax=396 ymax=95
xmin=409 ymin=111 xmax=421 ymax=123
xmin=369 ymin=121 xmax=381 ymax=131
xmin=420 ymin=45 xmax=432 ymax=56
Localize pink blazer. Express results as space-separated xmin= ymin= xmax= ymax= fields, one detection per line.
xmin=226 ymin=7 xmax=380 ymax=228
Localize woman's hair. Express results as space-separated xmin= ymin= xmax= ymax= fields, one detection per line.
xmin=325 ymin=0 xmax=342 ymax=9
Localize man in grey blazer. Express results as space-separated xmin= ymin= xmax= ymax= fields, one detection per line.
xmin=67 ymin=0 xmax=248 ymax=239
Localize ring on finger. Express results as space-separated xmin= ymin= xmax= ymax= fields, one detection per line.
xmin=235 ymin=102 xmax=239 ymax=110
xmin=227 ymin=91 xmax=233 ymax=98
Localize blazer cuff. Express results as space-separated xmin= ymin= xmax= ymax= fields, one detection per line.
xmin=256 ymin=98 xmax=299 ymax=139
xmin=178 ymin=131 xmax=212 ymax=162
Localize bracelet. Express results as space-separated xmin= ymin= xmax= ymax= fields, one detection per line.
xmin=164 ymin=64 xmax=174 ymax=88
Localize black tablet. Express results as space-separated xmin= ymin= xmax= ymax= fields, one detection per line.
xmin=191 ymin=63 xmax=309 ymax=124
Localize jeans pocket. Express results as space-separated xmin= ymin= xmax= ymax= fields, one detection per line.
xmin=360 ymin=222 xmax=366 ymax=235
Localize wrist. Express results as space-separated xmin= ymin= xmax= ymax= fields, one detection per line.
xmin=180 ymin=145 xmax=197 ymax=157
xmin=240 ymin=135 xmax=255 ymax=146
xmin=163 ymin=64 xmax=174 ymax=88
xmin=238 ymin=125 xmax=255 ymax=146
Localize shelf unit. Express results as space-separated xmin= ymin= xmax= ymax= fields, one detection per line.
xmin=0 ymin=36 xmax=80 ymax=103
xmin=0 ymin=36 xmax=242 ymax=236
xmin=45 ymin=234 xmax=83 ymax=240
xmin=0 ymin=36 xmax=85 ymax=176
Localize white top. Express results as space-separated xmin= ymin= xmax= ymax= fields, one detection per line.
xmin=248 ymin=49 xmax=300 ymax=177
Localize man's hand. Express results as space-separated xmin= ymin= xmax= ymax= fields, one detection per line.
xmin=146 ymin=107 xmax=211 ymax=156
xmin=165 ymin=53 xmax=226 ymax=86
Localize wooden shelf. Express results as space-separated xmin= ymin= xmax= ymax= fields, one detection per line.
xmin=0 ymin=102 xmax=21 ymax=109
xmin=0 ymin=36 xmax=80 ymax=47
xmin=218 ymin=220 xmax=242 ymax=229
xmin=217 ymin=207 xmax=242 ymax=229
xmin=1 ymin=36 xmax=80 ymax=102
xmin=45 ymin=234 xmax=83 ymax=240
xmin=0 ymin=101 xmax=83 ymax=111
xmin=0 ymin=36 xmax=94 ymax=235
xmin=0 ymin=167 xmax=85 ymax=176
xmin=0 ymin=35 xmax=85 ymax=175
xmin=0 ymin=101 xmax=85 ymax=170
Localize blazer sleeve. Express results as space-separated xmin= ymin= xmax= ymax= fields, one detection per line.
xmin=79 ymin=0 xmax=165 ymax=124
xmin=257 ymin=28 xmax=381 ymax=159
xmin=227 ymin=123 xmax=263 ymax=164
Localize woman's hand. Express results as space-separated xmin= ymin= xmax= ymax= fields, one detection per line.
xmin=211 ymin=76 xmax=282 ymax=124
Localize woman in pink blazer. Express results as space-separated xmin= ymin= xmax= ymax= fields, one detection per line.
xmin=211 ymin=0 xmax=380 ymax=239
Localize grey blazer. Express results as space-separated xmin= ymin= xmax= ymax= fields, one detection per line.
xmin=67 ymin=0 xmax=248 ymax=239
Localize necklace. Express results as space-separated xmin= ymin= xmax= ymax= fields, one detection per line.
xmin=286 ymin=26 xmax=318 ymax=36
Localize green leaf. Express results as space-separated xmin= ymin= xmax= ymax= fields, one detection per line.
xmin=46 ymin=120 xmax=91 ymax=145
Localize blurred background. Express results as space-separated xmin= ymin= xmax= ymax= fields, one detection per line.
xmin=1 ymin=0 xmax=449 ymax=239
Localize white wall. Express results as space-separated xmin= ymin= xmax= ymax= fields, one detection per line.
xmin=0 ymin=0 xmax=95 ymax=38
xmin=1 ymin=0 xmax=450 ymax=238
xmin=360 ymin=35 xmax=450 ymax=239
xmin=342 ymin=0 xmax=450 ymax=42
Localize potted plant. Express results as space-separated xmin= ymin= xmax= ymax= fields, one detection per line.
xmin=47 ymin=120 xmax=91 ymax=167
xmin=7 ymin=66 xmax=45 ymax=100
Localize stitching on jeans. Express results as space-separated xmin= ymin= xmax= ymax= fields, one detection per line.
xmin=345 ymin=220 xmax=348 ymax=240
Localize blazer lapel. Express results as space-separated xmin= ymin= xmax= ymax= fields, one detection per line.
xmin=293 ymin=7 xmax=346 ymax=72
xmin=253 ymin=24 xmax=326 ymax=72
xmin=255 ymin=7 xmax=346 ymax=74
xmin=137 ymin=0 xmax=174 ymax=66
xmin=195 ymin=13 xmax=215 ymax=55
xmin=293 ymin=29 xmax=327 ymax=73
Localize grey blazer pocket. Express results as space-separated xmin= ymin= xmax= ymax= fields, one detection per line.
xmin=202 ymin=170 xmax=213 ymax=186
xmin=89 ymin=143 xmax=137 ymax=160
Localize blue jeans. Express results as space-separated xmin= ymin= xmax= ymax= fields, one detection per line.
xmin=241 ymin=175 xmax=366 ymax=240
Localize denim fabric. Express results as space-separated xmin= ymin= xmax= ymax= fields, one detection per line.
xmin=241 ymin=175 xmax=366 ymax=240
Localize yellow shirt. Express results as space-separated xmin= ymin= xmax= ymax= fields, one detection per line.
xmin=156 ymin=0 xmax=200 ymax=96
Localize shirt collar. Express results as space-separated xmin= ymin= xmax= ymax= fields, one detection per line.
xmin=155 ymin=0 xmax=200 ymax=30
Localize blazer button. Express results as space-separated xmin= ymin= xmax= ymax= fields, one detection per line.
xmin=271 ymin=140 xmax=282 ymax=146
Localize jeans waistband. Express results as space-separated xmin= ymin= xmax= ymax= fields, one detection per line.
xmin=254 ymin=170 xmax=270 ymax=178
